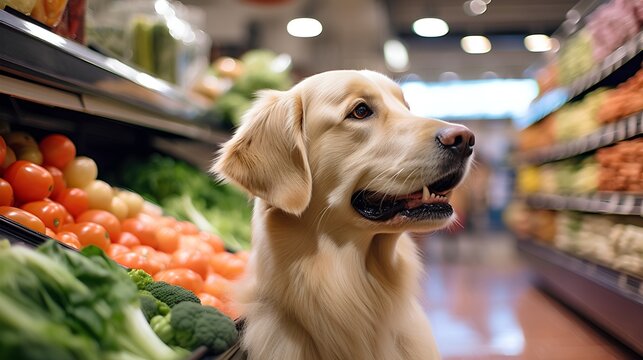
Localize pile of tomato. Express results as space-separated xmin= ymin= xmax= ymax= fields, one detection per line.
xmin=0 ymin=131 xmax=246 ymax=318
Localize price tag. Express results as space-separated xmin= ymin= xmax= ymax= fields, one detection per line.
xmin=627 ymin=115 xmax=638 ymax=137
xmin=621 ymin=195 xmax=635 ymax=214
xmin=616 ymin=120 xmax=627 ymax=140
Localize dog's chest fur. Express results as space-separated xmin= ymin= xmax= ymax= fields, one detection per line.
xmin=238 ymin=202 xmax=428 ymax=360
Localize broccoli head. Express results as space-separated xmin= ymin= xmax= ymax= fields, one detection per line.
xmin=145 ymin=281 xmax=201 ymax=308
xmin=128 ymin=269 xmax=154 ymax=291
xmin=152 ymin=302 xmax=238 ymax=355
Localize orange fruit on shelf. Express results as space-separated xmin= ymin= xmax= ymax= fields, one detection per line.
xmin=116 ymin=231 xmax=141 ymax=247
xmin=55 ymin=231 xmax=80 ymax=249
xmin=0 ymin=178 xmax=14 ymax=206
xmin=122 ymin=218 xmax=158 ymax=249
xmin=153 ymin=268 xmax=204 ymax=294
xmin=55 ymin=188 xmax=89 ymax=217
xmin=39 ymin=134 xmax=76 ymax=169
xmin=0 ymin=206 xmax=46 ymax=233
xmin=76 ymin=209 xmax=121 ymax=240
xmin=61 ymin=222 xmax=110 ymax=251
xmin=210 ymin=251 xmax=246 ymax=280
xmin=3 ymin=160 xmax=54 ymax=203
xmin=170 ymin=248 xmax=210 ymax=279
xmin=21 ymin=200 xmax=66 ymax=232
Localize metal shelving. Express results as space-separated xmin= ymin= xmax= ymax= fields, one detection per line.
xmin=516 ymin=111 xmax=643 ymax=164
xmin=524 ymin=192 xmax=643 ymax=216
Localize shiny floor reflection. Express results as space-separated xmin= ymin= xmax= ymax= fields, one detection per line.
xmin=418 ymin=232 xmax=636 ymax=360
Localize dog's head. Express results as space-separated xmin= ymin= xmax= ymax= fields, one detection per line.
xmin=213 ymin=70 xmax=474 ymax=233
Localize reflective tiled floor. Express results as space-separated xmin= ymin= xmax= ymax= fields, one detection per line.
xmin=418 ymin=232 xmax=638 ymax=360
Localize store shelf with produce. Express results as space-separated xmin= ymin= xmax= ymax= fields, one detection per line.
xmin=517 ymin=239 xmax=643 ymax=354
xmin=517 ymin=31 xmax=643 ymax=130
xmin=0 ymin=9 xmax=228 ymax=145
xmin=522 ymin=192 xmax=643 ymax=216
xmin=516 ymin=111 xmax=643 ymax=164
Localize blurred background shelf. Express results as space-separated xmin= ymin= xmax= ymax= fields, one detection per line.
xmin=518 ymin=31 xmax=643 ymax=129
xmin=0 ymin=9 xmax=228 ymax=146
xmin=517 ymin=239 xmax=643 ymax=354
xmin=523 ymin=192 xmax=643 ymax=215
xmin=516 ymin=111 xmax=642 ymax=164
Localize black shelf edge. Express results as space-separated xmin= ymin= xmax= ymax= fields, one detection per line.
xmin=517 ymin=111 xmax=643 ymax=164
xmin=0 ymin=10 xmax=208 ymax=122
xmin=517 ymin=31 xmax=643 ymax=129
xmin=522 ymin=192 xmax=643 ymax=216
xmin=517 ymin=239 xmax=643 ymax=355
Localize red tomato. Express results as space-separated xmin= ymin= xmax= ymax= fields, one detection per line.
xmin=63 ymin=211 xmax=74 ymax=225
xmin=76 ymin=210 xmax=121 ymax=240
xmin=121 ymin=218 xmax=157 ymax=248
xmin=116 ymin=232 xmax=141 ymax=247
xmin=21 ymin=201 xmax=66 ymax=232
xmin=56 ymin=231 xmax=80 ymax=249
xmin=107 ymin=244 xmax=130 ymax=258
xmin=199 ymin=232 xmax=225 ymax=253
xmin=61 ymin=222 xmax=110 ymax=251
xmin=44 ymin=166 xmax=66 ymax=199
xmin=170 ymin=248 xmax=210 ymax=279
xmin=154 ymin=268 xmax=204 ymax=294
xmin=178 ymin=235 xmax=214 ymax=255
xmin=55 ymin=188 xmax=89 ymax=217
xmin=174 ymin=221 xmax=199 ymax=235
xmin=0 ymin=136 xmax=6 ymax=167
xmin=156 ymin=227 xmax=179 ymax=253
xmin=0 ymin=178 xmax=13 ymax=206
xmin=112 ymin=252 xmax=163 ymax=275
xmin=154 ymin=251 xmax=172 ymax=268
xmin=39 ymin=134 xmax=76 ymax=169
xmin=198 ymin=293 xmax=225 ymax=310
xmin=131 ymin=245 xmax=157 ymax=257
xmin=210 ymin=252 xmax=246 ymax=280
xmin=0 ymin=206 xmax=46 ymax=233
xmin=203 ymin=272 xmax=232 ymax=301
xmin=3 ymin=160 xmax=54 ymax=203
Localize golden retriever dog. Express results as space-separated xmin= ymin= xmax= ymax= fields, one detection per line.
xmin=213 ymin=70 xmax=474 ymax=360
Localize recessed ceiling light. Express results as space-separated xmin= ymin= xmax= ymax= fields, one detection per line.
xmin=524 ymin=34 xmax=552 ymax=52
xmin=383 ymin=39 xmax=409 ymax=72
xmin=413 ymin=18 xmax=449 ymax=37
xmin=464 ymin=0 xmax=487 ymax=16
xmin=287 ymin=18 xmax=322 ymax=38
xmin=461 ymin=35 xmax=491 ymax=54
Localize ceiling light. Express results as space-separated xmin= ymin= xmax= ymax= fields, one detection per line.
xmin=383 ymin=39 xmax=409 ymax=72
xmin=464 ymin=0 xmax=487 ymax=16
xmin=287 ymin=18 xmax=322 ymax=38
xmin=439 ymin=72 xmax=460 ymax=82
xmin=461 ymin=36 xmax=491 ymax=54
xmin=524 ymin=34 xmax=552 ymax=52
xmin=413 ymin=18 xmax=449 ymax=37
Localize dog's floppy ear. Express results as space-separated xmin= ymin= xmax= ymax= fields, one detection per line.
xmin=212 ymin=89 xmax=312 ymax=215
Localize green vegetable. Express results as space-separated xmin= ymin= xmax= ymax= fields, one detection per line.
xmin=146 ymin=281 xmax=201 ymax=308
xmin=0 ymin=240 xmax=181 ymax=360
xmin=139 ymin=290 xmax=170 ymax=321
xmin=151 ymin=302 xmax=238 ymax=355
xmin=129 ymin=269 xmax=154 ymax=291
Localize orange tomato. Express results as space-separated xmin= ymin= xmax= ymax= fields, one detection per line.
xmin=121 ymin=218 xmax=157 ymax=248
xmin=178 ymin=235 xmax=214 ymax=255
xmin=236 ymin=250 xmax=250 ymax=263
xmin=116 ymin=232 xmax=141 ymax=247
xmin=131 ymin=245 xmax=156 ymax=257
xmin=156 ymin=227 xmax=179 ymax=253
xmin=198 ymin=293 xmax=225 ymax=310
xmin=199 ymin=232 xmax=225 ymax=253
xmin=170 ymin=248 xmax=210 ymax=279
xmin=0 ymin=136 xmax=6 ymax=167
xmin=61 ymin=222 xmax=110 ymax=251
xmin=45 ymin=227 xmax=56 ymax=238
xmin=76 ymin=210 xmax=121 ymax=240
xmin=39 ymin=134 xmax=76 ymax=169
xmin=55 ymin=231 xmax=80 ymax=249
xmin=203 ymin=272 xmax=232 ymax=301
xmin=63 ymin=211 xmax=74 ymax=225
xmin=107 ymin=244 xmax=130 ymax=258
xmin=112 ymin=252 xmax=163 ymax=275
xmin=154 ymin=251 xmax=172 ymax=268
xmin=210 ymin=252 xmax=246 ymax=280
xmin=0 ymin=206 xmax=46 ymax=233
xmin=55 ymin=188 xmax=89 ymax=217
xmin=0 ymin=178 xmax=13 ymax=206
xmin=21 ymin=200 xmax=66 ymax=232
xmin=44 ymin=166 xmax=66 ymax=199
xmin=174 ymin=221 xmax=200 ymax=235
xmin=3 ymin=160 xmax=54 ymax=203
xmin=154 ymin=268 xmax=204 ymax=294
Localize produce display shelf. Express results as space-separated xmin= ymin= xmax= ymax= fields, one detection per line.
xmin=517 ymin=31 xmax=643 ymax=129
xmin=524 ymin=192 xmax=643 ymax=216
xmin=516 ymin=111 xmax=643 ymax=164
xmin=517 ymin=239 xmax=643 ymax=355
xmin=0 ymin=10 xmax=228 ymax=145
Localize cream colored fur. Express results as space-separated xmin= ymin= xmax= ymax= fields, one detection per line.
xmin=213 ymin=70 xmax=471 ymax=360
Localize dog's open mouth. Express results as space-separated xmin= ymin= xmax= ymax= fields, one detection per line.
xmin=351 ymin=172 xmax=464 ymax=221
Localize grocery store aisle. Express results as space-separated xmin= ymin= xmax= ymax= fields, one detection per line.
xmin=417 ymin=231 xmax=636 ymax=360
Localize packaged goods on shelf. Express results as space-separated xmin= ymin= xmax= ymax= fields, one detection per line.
xmin=554 ymin=88 xmax=606 ymax=141
xmin=585 ymin=0 xmax=640 ymax=63
xmin=30 ymin=0 xmax=68 ymax=27
xmin=596 ymin=137 xmax=643 ymax=192
xmin=597 ymin=67 xmax=643 ymax=124
xmin=517 ymin=156 xmax=599 ymax=194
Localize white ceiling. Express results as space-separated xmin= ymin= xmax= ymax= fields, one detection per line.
xmin=183 ymin=0 xmax=580 ymax=81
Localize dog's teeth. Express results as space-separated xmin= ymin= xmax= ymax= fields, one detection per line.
xmin=422 ymin=186 xmax=430 ymax=202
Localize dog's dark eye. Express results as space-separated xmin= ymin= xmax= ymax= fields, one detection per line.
xmin=348 ymin=103 xmax=373 ymax=120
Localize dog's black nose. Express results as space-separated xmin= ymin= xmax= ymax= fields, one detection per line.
xmin=436 ymin=125 xmax=475 ymax=157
